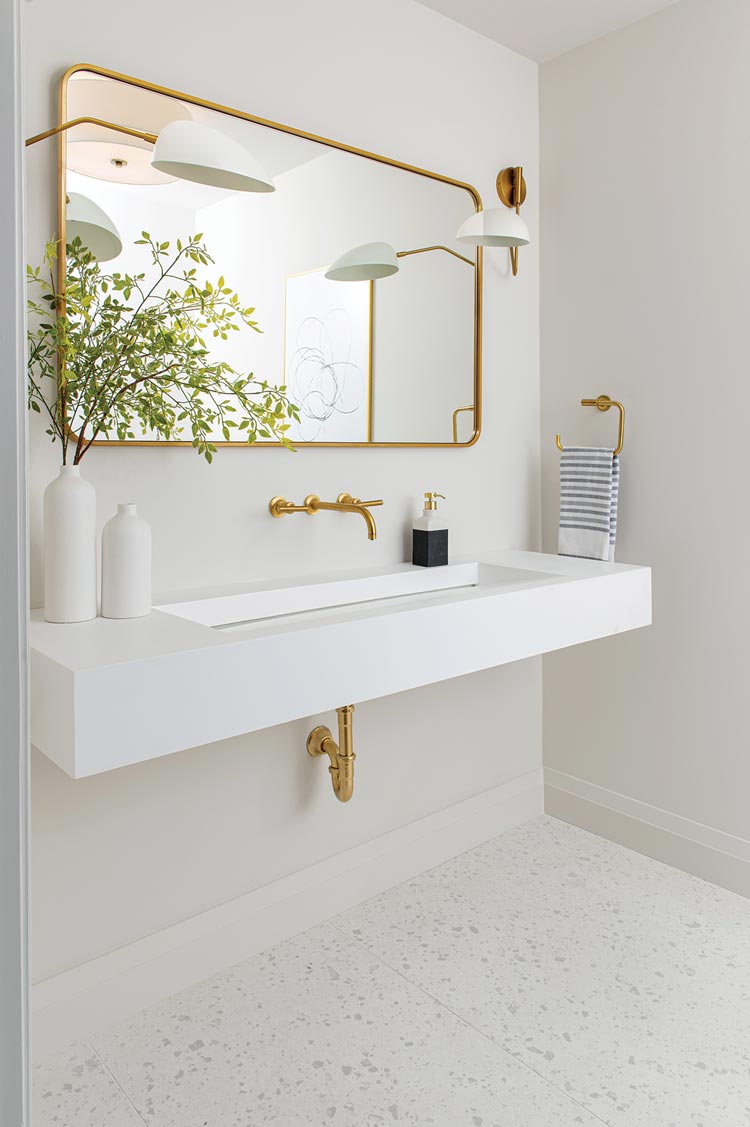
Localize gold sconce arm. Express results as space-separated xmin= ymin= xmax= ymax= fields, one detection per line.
xmin=397 ymin=245 xmax=475 ymax=268
xmin=452 ymin=405 xmax=475 ymax=443
xmin=25 ymin=116 xmax=157 ymax=148
xmin=307 ymin=705 xmax=356 ymax=803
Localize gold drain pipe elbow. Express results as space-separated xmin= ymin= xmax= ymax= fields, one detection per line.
xmin=307 ymin=705 xmax=356 ymax=803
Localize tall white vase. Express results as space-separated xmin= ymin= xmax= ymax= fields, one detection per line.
xmin=43 ymin=465 xmax=97 ymax=624
xmin=101 ymin=503 xmax=152 ymax=620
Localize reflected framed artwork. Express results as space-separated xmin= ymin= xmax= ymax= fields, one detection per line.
xmin=284 ymin=270 xmax=372 ymax=443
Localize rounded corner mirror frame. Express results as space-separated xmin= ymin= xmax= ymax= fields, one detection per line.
xmin=57 ymin=63 xmax=483 ymax=450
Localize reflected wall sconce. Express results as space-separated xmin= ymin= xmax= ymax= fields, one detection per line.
xmin=455 ymin=165 xmax=529 ymax=276
xmin=25 ymin=116 xmax=275 ymax=260
xmin=325 ymin=241 xmax=474 ymax=282
xmin=150 ymin=120 xmax=275 ymax=192
xmin=65 ymin=192 xmax=123 ymax=262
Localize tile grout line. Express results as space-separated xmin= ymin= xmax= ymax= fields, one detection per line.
xmin=87 ymin=1039 xmax=152 ymax=1127
xmin=332 ymin=922 xmax=615 ymax=1127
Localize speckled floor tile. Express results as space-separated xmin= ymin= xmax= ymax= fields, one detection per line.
xmin=336 ymin=816 xmax=750 ymax=1127
xmin=33 ymin=1042 xmax=146 ymax=1126
xmin=91 ymin=927 xmax=602 ymax=1127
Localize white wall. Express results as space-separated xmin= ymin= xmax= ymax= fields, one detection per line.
xmin=540 ymin=0 xmax=750 ymax=889
xmin=1 ymin=0 xmax=29 ymax=1119
xmin=24 ymin=0 xmax=540 ymax=982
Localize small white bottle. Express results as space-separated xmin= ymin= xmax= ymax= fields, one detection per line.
xmin=412 ymin=491 xmax=448 ymax=567
xmin=101 ymin=503 xmax=152 ymax=620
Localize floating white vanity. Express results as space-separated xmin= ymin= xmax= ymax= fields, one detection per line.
xmin=30 ymin=550 xmax=651 ymax=779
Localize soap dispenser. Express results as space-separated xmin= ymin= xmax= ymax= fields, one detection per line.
xmin=412 ymin=492 xmax=448 ymax=567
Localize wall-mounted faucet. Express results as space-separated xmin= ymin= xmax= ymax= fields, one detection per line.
xmin=269 ymin=492 xmax=383 ymax=540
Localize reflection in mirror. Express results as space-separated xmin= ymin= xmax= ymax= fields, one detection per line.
xmin=61 ymin=67 xmax=481 ymax=445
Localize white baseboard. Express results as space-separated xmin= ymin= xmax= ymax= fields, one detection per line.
xmin=544 ymin=767 xmax=750 ymax=899
xmin=32 ymin=769 xmax=543 ymax=1061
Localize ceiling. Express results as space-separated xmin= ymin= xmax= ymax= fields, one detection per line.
xmin=415 ymin=0 xmax=681 ymax=62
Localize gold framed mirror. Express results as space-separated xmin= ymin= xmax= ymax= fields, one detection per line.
xmin=57 ymin=64 xmax=482 ymax=447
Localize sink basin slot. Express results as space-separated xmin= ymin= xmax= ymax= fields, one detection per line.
xmin=211 ymin=581 xmax=479 ymax=631
xmin=156 ymin=563 xmax=481 ymax=629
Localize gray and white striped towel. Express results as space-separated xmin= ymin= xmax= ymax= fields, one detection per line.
xmin=558 ymin=446 xmax=619 ymax=562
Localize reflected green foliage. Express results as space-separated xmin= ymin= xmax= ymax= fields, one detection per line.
xmin=27 ymin=233 xmax=300 ymax=464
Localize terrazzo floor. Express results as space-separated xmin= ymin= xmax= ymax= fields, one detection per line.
xmin=34 ymin=816 xmax=750 ymax=1126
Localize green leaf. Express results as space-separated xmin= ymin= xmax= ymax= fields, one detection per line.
xmin=26 ymin=229 xmax=299 ymax=462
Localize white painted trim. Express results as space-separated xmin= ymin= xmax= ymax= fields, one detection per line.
xmin=0 ymin=0 xmax=29 ymax=1121
xmin=33 ymin=769 xmax=543 ymax=1060
xmin=545 ymin=768 xmax=750 ymax=898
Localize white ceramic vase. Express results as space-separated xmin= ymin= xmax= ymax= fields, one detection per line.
xmin=101 ymin=503 xmax=152 ymax=620
xmin=43 ymin=465 xmax=97 ymax=624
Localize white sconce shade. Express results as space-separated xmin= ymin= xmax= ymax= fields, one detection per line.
xmin=455 ymin=207 xmax=530 ymax=248
xmin=325 ymin=242 xmax=399 ymax=282
xmin=66 ymin=192 xmax=123 ymax=261
xmin=151 ymin=121 xmax=275 ymax=193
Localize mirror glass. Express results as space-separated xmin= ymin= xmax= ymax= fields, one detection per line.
xmin=60 ymin=68 xmax=481 ymax=446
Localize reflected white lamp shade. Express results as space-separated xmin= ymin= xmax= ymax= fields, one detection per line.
xmin=325 ymin=241 xmax=399 ymax=282
xmin=66 ymin=192 xmax=123 ymax=261
xmin=151 ymin=121 xmax=275 ymax=193
xmin=455 ymin=207 xmax=530 ymax=248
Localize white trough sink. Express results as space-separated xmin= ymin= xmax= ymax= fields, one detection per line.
xmin=155 ymin=561 xmax=557 ymax=632
xmin=30 ymin=550 xmax=651 ymax=779
xmin=157 ymin=562 xmax=483 ymax=628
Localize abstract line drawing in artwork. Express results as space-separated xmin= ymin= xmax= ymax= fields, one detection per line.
xmin=284 ymin=269 xmax=371 ymax=442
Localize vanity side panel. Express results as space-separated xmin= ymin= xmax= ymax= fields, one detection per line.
xmin=30 ymin=650 xmax=75 ymax=777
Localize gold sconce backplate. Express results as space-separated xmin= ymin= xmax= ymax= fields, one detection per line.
xmin=496 ymin=167 xmax=527 ymax=208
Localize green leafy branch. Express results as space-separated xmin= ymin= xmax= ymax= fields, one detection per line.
xmin=27 ymin=233 xmax=301 ymax=464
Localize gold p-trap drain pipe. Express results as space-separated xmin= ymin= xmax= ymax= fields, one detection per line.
xmin=307 ymin=705 xmax=356 ymax=803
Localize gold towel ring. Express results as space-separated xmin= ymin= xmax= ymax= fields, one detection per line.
xmin=556 ymin=395 xmax=625 ymax=457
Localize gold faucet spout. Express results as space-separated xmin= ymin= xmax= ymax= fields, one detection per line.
xmin=312 ymin=495 xmax=383 ymax=540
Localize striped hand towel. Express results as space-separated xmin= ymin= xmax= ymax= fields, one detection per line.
xmin=558 ymin=446 xmax=619 ymax=562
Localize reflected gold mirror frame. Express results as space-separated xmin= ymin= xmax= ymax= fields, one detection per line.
xmin=57 ymin=63 xmax=483 ymax=448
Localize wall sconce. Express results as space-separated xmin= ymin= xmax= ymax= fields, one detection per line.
xmin=325 ymin=241 xmax=474 ymax=282
xmin=25 ymin=116 xmax=275 ymax=260
xmin=325 ymin=168 xmax=529 ymax=284
xmin=455 ymin=166 xmax=529 ymax=276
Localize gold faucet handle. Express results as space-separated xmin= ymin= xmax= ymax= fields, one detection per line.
xmin=270 ymin=496 xmax=312 ymax=517
xmin=337 ymin=492 xmax=383 ymax=508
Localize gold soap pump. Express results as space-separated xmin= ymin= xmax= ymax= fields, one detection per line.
xmin=412 ymin=491 xmax=448 ymax=567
